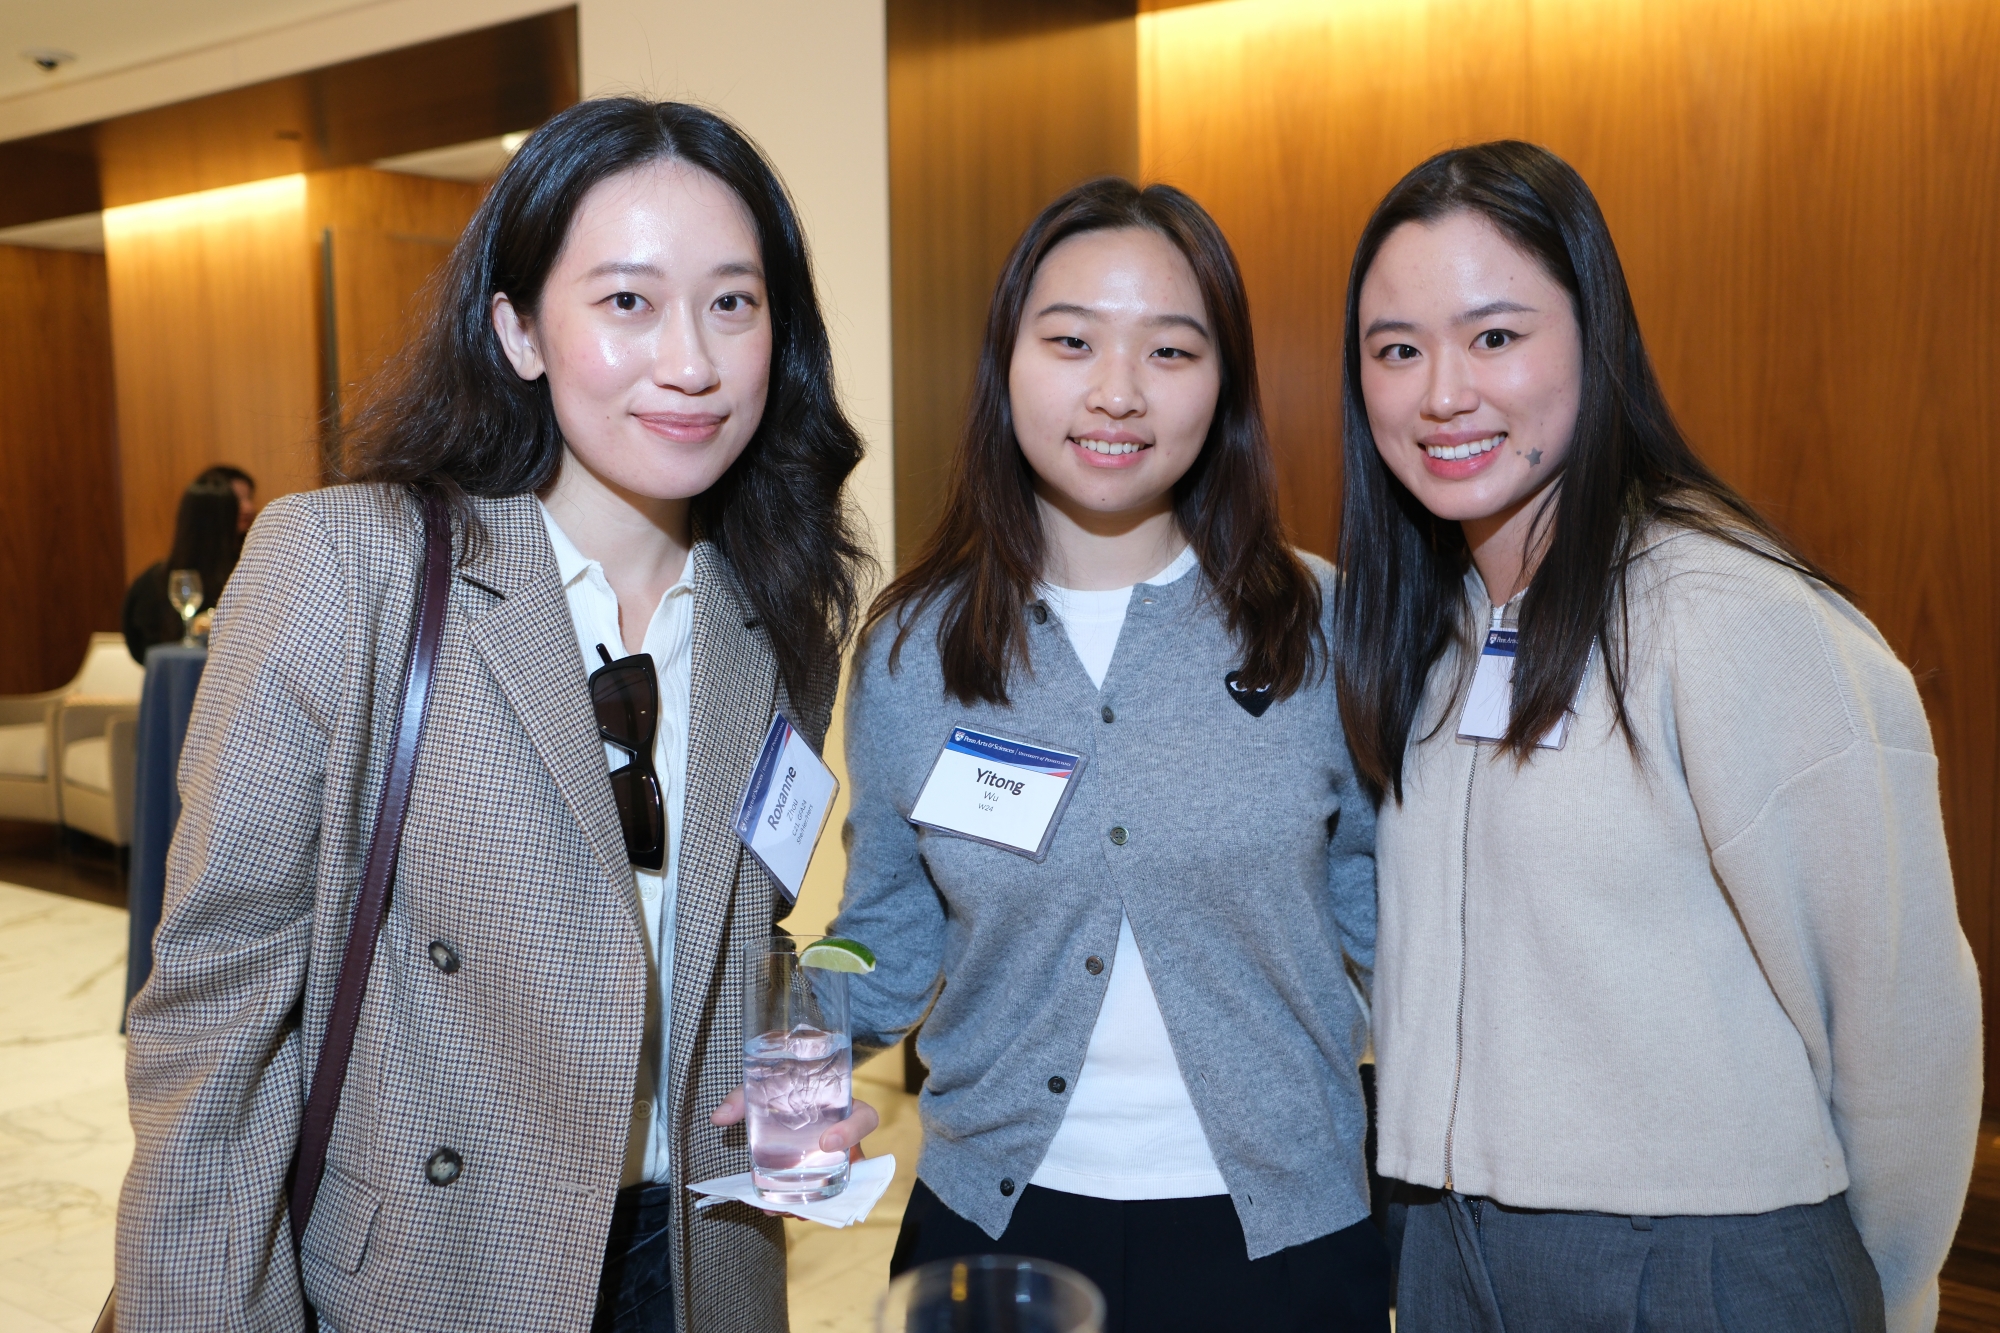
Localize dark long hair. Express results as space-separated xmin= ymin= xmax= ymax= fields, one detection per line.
xmin=339 ymin=97 xmax=870 ymax=703
xmin=870 ymin=177 xmax=1321 ymax=705
xmin=168 ymin=481 xmax=243 ymax=611
xmin=1334 ymin=141 xmax=1838 ymax=799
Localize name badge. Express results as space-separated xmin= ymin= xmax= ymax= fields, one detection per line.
xmin=1458 ymin=625 xmax=1570 ymax=750
xmin=908 ymin=727 xmax=1086 ymax=862
xmin=733 ymin=713 xmax=839 ymax=904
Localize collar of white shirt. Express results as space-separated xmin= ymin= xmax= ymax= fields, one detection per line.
xmin=538 ymin=501 xmax=700 ymax=617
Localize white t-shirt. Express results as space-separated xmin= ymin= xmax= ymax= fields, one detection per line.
xmin=540 ymin=501 xmax=693 ymax=1186
xmin=1028 ymin=545 xmax=1229 ymax=1200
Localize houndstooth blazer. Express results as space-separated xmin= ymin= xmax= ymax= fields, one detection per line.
xmin=117 ymin=485 xmax=830 ymax=1332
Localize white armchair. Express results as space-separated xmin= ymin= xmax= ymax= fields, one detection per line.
xmin=56 ymin=634 xmax=148 ymax=847
xmin=60 ymin=700 xmax=141 ymax=847
xmin=0 ymin=633 xmax=147 ymax=838
xmin=0 ymin=684 xmax=67 ymax=823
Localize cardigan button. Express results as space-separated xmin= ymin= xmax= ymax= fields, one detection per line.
xmin=425 ymin=1147 xmax=463 ymax=1186
xmin=999 ymin=1178 xmax=1016 ymax=1196
xmin=1100 ymin=705 xmax=1115 ymax=723
xmin=1048 ymin=1076 xmax=1067 ymax=1095
xmin=1030 ymin=602 xmax=1049 ymax=625
xmin=1084 ymin=955 xmax=1104 ymax=975
xmin=1108 ymin=826 xmax=1128 ymax=846
xmin=428 ymin=941 xmax=461 ymax=974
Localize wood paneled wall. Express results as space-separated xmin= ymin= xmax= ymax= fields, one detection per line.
xmin=101 ymin=167 xmax=488 ymax=580
xmin=0 ymin=247 xmax=123 ymax=693
xmin=886 ymin=0 xmax=1141 ymax=567
xmin=307 ymin=168 xmax=487 ymax=427
xmin=1138 ymin=0 xmax=2000 ymax=1076
xmin=103 ymin=175 xmax=321 ymax=579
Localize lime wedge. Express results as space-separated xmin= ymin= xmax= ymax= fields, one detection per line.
xmin=799 ymin=938 xmax=877 ymax=973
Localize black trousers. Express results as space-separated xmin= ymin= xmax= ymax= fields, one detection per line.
xmin=594 ymin=1182 xmax=677 ymax=1333
xmin=892 ymin=1180 xmax=1391 ymax=1333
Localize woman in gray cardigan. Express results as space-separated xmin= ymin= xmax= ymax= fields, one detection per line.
xmin=1337 ymin=141 xmax=1979 ymax=1332
xmin=833 ymin=179 xmax=1386 ymax=1331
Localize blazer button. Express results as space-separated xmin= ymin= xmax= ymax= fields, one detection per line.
xmin=1100 ymin=705 xmax=1115 ymax=724
xmin=1048 ymin=1076 xmax=1067 ymax=1094
xmin=1108 ymin=826 xmax=1128 ymax=845
xmin=425 ymin=1147 xmax=463 ymax=1186
xmin=999 ymin=1178 xmax=1016 ymax=1196
xmin=1084 ymin=956 xmax=1104 ymax=975
xmin=428 ymin=941 xmax=461 ymax=974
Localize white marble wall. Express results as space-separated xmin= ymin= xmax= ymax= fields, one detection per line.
xmin=0 ymin=882 xmax=131 ymax=1333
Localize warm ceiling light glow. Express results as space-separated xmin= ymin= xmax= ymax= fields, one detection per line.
xmin=1140 ymin=0 xmax=1336 ymax=42
xmin=102 ymin=174 xmax=306 ymax=237
xmin=501 ymin=131 xmax=530 ymax=154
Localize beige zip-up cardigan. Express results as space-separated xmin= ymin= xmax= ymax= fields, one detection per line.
xmin=1372 ymin=527 xmax=1981 ymax=1333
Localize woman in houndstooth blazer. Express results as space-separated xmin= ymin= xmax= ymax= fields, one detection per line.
xmin=115 ymin=100 xmax=876 ymax=1333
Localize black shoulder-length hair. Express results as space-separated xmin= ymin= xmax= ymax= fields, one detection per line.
xmin=1334 ymin=141 xmax=1838 ymax=800
xmin=169 ymin=480 xmax=244 ymax=610
xmin=868 ymin=177 xmax=1322 ymax=706
xmin=339 ymin=97 xmax=870 ymax=704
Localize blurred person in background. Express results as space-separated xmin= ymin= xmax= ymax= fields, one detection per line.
xmin=195 ymin=463 xmax=260 ymax=534
xmin=121 ymin=473 xmax=249 ymax=662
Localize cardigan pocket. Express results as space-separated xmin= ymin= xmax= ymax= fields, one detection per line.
xmin=301 ymin=1161 xmax=385 ymax=1274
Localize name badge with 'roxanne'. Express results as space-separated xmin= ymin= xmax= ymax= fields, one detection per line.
xmin=733 ymin=713 xmax=839 ymax=905
xmin=908 ymin=727 xmax=1086 ymax=862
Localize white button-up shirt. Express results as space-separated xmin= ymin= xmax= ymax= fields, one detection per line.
xmin=540 ymin=501 xmax=694 ymax=1185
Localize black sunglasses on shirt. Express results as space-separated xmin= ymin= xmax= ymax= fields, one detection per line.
xmin=589 ymin=643 xmax=664 ymax=871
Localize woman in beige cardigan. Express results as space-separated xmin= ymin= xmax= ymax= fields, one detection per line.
xmin=117 ymin=99 xmax=876 ymax=1333
xmin=1334 ymin=141 xmax=1980 ymax=1332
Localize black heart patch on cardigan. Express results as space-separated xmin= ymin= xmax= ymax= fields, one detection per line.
xmin=1225 ymin=671 xmax=1275 ymax=718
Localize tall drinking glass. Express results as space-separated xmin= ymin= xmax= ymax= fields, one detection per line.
xmin=167 ymin=569 xmax=203 ymax=646
xmin=743 ymin=935 xmax=852 ymax=1202
xmin=877 ymin=1256 xmax=1105 ymax=1333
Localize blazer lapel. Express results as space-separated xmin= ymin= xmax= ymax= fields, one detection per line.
xmin=668 ymin=543 xmax=777 ymax=1088
xmin=458 ymin=497 xmax=643 ymax=946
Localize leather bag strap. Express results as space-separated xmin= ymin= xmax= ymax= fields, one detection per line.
xmin=288 ymin=490 xmax=452 ymax=1251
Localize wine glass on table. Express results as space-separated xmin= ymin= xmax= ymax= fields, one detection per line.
xmin=167 ymin=569 xmax=203 ymax=647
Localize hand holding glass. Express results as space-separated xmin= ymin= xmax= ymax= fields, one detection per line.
xmin=167 ymin=569 xmax=203 ymax=646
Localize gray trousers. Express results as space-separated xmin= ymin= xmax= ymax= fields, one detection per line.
xmin=1394 ymin=1188 xmax=1885 ymax=1333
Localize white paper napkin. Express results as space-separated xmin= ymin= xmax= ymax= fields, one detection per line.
xmin=687 ymin=1154 xmax=896 ymax=1228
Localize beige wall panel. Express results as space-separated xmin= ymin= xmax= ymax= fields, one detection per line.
xmin=1141 ymin=0 xmax=2000 ymax=1091
xmin=582 ymin=0 xmax=897 ymax=568
xmin=580 ymin=0 xmax=898 ymax=932
xmin=104 ymin=175 xmax=321 ymax=579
